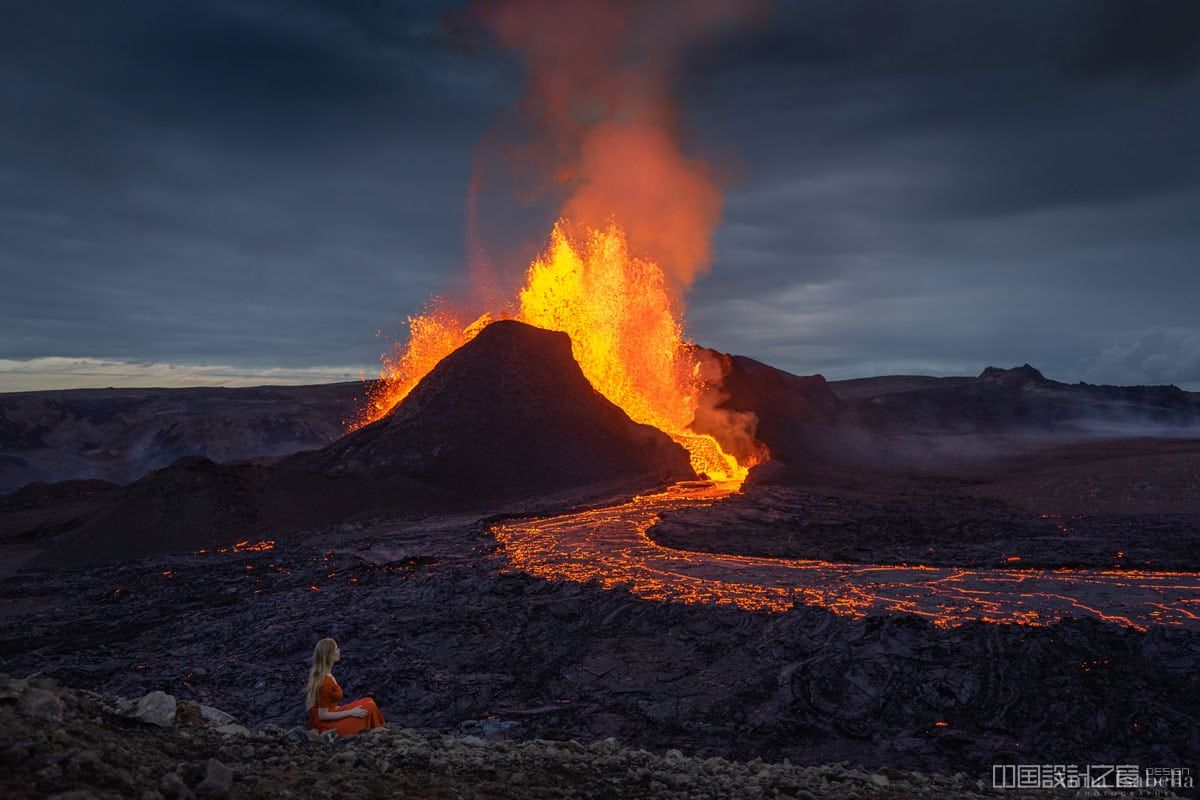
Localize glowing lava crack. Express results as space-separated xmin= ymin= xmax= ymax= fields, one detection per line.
xmin=492 ymin=482 xmax=1200 ymax=631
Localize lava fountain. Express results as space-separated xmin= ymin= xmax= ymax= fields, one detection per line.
xmin=358 ymin=221 xmax=752 ymax=484
xmin=356 ymin=1 xmax=767 ymax=484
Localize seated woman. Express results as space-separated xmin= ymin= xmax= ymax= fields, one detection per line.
xmin=305 ymin=637 xmax=385 ymax=736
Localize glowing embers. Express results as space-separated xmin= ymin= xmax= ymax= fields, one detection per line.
xmin=491 ymin=483 xmax=1200 ymax=630
xmin=194 ymin=539 xmax=276 ymax=556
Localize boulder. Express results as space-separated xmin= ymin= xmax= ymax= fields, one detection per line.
xmin=215 ymin=723 xmax=253 ymax=737
xmin=132 ymin=690 xmax=177 ymax=727
xmin=199 ymin=704 xmax=236 ymax=726
xmin=17 ymin=687 xmax=64 ymax=723
xmin=174 ymin=699 xmax=204 ymax=726
xmin=0 ymin=673 xmax=28 ymax=701
xmin=195 ymin=758 xmax=233 ymax=797
xmin=160 ymin=771 xmax=193 ymax=800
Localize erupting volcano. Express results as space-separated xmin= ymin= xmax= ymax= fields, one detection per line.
xmin=351 ymin=0 xmax=765 ymax=487
xmin=357 ymin=222 xmax=754 ymax=484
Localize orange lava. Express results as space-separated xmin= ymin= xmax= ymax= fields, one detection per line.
xmin=359 ymin=222 xmax=750 ymax=484
xmin=492 ymin=482 xmax=1200 ymax=630
xmin=360 ymin=308 xmax=489 ymax=425
xmin=195 ymin=539 xmax=276 ymax=556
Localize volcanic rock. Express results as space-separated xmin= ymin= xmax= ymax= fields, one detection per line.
xmin=23 ymin=456 xmax=451 ymax=567
xmin=214 ymin=723 xmax=252 ymax=737
xmin=160 ymin=772 xmax=192 ymax=800
xmin=692 ymin=350 xmax=843 ymax=466
xmin=0 ymin=679 xmax=1068 ymax=800
xmin=199 ymin=704 xmax=236 ymax=726
xmin=132 ymin=690 xmax=176 ymax=727
xmin=17 ymin=686 xmax=64 ymax=723
xmin=175 ymin=699 xmax=206 ymax=725
xmin=0 ymin=674 xmax=26 ymax=700
xmin=831 ymin=363 xmax=1200 ymax=435
xmin=195 ymin=758 xmax=233 ymax=797
xmin=978 ymin=363 xmax=1048 ymax=385
xmin=0 ymin=382 xmax=366 ymax=493
xmin=0 ymin=479 xmax=121 ymax=551
xmin=298 ymin=320 xmax=694 ymax=504
xmin=4 ymin=507 xmax=1198 ymax=788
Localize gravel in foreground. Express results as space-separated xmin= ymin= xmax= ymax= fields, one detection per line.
xmin=3 ymin=675 xmax=1172 ymax=800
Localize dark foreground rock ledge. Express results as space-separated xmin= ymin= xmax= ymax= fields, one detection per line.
xmin=0 ymin=676 xmax=1108 ymax=800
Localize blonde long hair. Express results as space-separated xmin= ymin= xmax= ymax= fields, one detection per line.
xmin=305 ymin=638 xmax=338 ymax=708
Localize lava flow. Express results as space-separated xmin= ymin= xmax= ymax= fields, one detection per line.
xmin=492 ymin=482 xmax=1200 ymax=631
xmin=358 ymin=222 xmax=751 ymax=484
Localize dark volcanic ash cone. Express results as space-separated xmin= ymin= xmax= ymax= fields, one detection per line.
xmin=299 ymin=320 xmax=695 ymax=503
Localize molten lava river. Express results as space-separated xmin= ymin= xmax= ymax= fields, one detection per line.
xmin=492 ymin=481 xmax=1200 ymax=631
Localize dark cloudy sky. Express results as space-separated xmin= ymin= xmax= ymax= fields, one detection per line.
xmin=2 ymin=0 xmax=1199 ymax=391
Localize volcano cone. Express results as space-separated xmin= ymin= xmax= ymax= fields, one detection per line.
xmin=302 ymin=320 xmax=695 ymax=503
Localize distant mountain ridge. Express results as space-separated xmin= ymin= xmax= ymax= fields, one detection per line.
xmin=0 ymin=383 xmax=366 ymax=493
xmin=2 ymin=357 xmax=1198 ymax=496
xmin=829 ymin=364 xmax=1200 ymax=435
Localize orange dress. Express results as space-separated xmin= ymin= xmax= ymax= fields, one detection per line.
xmin=307 ymin=675 xmax=384 ymax=736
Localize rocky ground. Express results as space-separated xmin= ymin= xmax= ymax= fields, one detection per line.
xmin=1 ymin=675 xmax=1153 ymax=799
xmin=4 ymin=357 xmax=1198 ymax=798
xmin=0 ymin=383 xmax=365 ymax=494
xmin=650 ymin=483 xmax=1200 ymax=571
xmin=652 ymin=437 xmax=1200 ymax=571
xmin=1 ymin=506 xmax=1196 ymax=794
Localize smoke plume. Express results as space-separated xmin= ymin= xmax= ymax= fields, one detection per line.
xmin=470 ymin=0 xmax=761 ymax=288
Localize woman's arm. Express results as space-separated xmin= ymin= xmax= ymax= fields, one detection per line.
xmin=317 ymin=707 xmax=369 ymax=722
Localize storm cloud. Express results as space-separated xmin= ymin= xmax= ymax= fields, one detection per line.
xmin=2 ymin=0 xmax=1199 ymax=389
